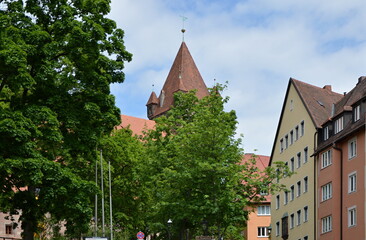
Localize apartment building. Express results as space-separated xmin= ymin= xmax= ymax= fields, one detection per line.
xmin=315 ymin=76 xmax=366 ymax=239
xmin=269 ymin=78 xmax=342 ymax=240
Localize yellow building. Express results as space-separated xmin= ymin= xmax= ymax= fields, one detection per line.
xmin=269 ymin=78 xmax=342 ymax=240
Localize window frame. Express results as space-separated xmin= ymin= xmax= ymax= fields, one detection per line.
xmin=354 ymin=105 xmax=360 ymax=122
xmin=257 ymin=227 xmax=269 ymax=237
xmin=321 ymin=182 xmax=332 ymax=201
xmin=321 ymin=215 xmax=332 ymax=233
xmin=257 ymin=205 xmax=271 ymax=216
xmin=348 ymin=172 xmax=357 ymax=193
xmin=304 ymin=147 xmax=308 ymax=163
xmin=348 ymin=138 xmax=357 ymax=159
xmin=348 ymin=206 xmax=357 ymax=228
xmin=334 ymin=117 xmax=344 ymax=134
xmin=321 ymin=150 xmax=332 ymax=169
xmin=304 ymin=176 xmax=308 ymax=193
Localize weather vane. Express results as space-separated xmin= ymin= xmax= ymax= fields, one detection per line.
xmin=180 ymin=15 xmax=188 ymax=42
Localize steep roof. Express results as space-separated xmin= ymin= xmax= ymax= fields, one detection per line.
xmin=146 ymin=91 xmax=159 ymax=105
xmin=292 ymin=78 xmax=343 ymax=128
xmin=332 ymin=76 xmax=366 ymax=118
xmin=269 ymin=78 xmax=343 ymax=165
xmin=148 ymin=42 xmax=209 ymax=119
xmin=115 ymin=115 xmax=155 ymax=136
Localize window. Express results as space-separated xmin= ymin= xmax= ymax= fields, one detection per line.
xmin=280 ymin=138 xmax=284 ymax=152
xmin=276 ymin=195 xmax=280 ymax=209
xmin=323 ymin=126 xmax=329 ymax=140
xmin=304 ymin=176 xmax=308 ymax=193
xmin=5 ymin=225 xmax=12 ymax=235
xmin=304 ymin=236 xmax=308 ymax=240
xmin=322 ymin=216 xmax=332 ymax=233
xmin=290 ymin=185 xmax=295 ymax=201
xmin=300 ymin=121 xmax=305 ymax=136
xmin=354 ymin=105 xmax=360 ymax=122
xmin=290 ymin=130 xmax=294 ymax=145
xmin=284 ymin=191 xmax=289 ymax=205
xmin=290 ymin=213 xmax=294 ymax=229
xmin=295 ymin=126 xmax=299 ymax=140
xmin=304 ymin=147 xmax=308 ymax=163
xmin=297 ymin=152 xmax=301 ymax=168
xmin=297 ymin=210 xmax=301 ymax=226
xmin=335 ymin=117 xmax=344 ymax=134
xmin=348 ymin=138 xmax=357 ymax=159
xmin=297 ymin=181 xmax=301 ymax=197
xmin=285 ymin=135 xmax=289 ymax=149
xmin=257 ymin=205 xmax=271 ymax=215
xmin=281 ymin=216 xmax=288 ymax=239
xmin=321 ymin=150 xmax=332 ymax=168
xmin=348 ymin=172 xmax=356 ymax=193
xmin=257 ymin=227 xmax=269 ymax=237
xmin=348 ymin=206 xmax=356 ymax=227
xmin=276 ymin=222 xmax=280 ymax=236
xmin=304 ymin=206 xmax=308 ymax=222
xmin=290 ymin=157 xmax=295 ymax=172
xmin=322 ymin=183 xmax=332 ymax=201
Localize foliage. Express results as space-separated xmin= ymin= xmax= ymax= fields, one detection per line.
xmin=142 ymin=85 xmax=291 ymax=240
xmin=99 ymin=128 xmax=148 ymax=239
xmin=0 ymin=0 xmax=131 ymax=239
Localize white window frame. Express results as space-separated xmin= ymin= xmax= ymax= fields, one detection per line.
xmin=321 ymin=150 xmax=332 ymax=169
xmin=257 ymin=205 xmax=271 ymax=216
xmin=304 ymin=176 xmax=308 ymax=193
xmin=348 ymin=138 xmax=357 ymax=159
xmin=322 ymin=215 xmax=332 ymax=233
xmin=334 ymin=117 xmax=344 ymax=134
xmin=285 ymin=135 xmax=289 ymax=149
xmin=348 ymin=172 xmax=356 ymax=193
xmin=354 ymin=105 xmax=360 ymax=122
xmin=297 ymin=181 xmax=301 ymax=197
xmin=276 ymin=195 xmax=280 ymax=209
xmin=323 ymin=126 xmax=329 ymax=140
xmin=297 ymin=152 xmax=301 ymax=168
xmin=290 ymin=185 xmax=294 ymax=201
xmin=257 ymin=227 xmax=269 ymax=237
xmin=297 ymin=210 xmax=301 ymax=226
xmin=304 ymin=147 xmax=308 ymax=163
xmin=290 ymin=130 xmax=294 ymax=145
xmin=348 ymin=206 xmax=356 ymax=227
xmin=290 ymin=213 xmax=294 ymax=229
xmin=321 ymin=182 xmax=332 ymax=201
xmin=304 ymin=206 xmax=308 ymax=222
xmin=280 ymin=138 xmax=284 ymax=152
xmin=276 ymin=222 xmax=280 ymax=236
xmin=295 ymin=125 xmax=299 ymax=141
xmin=284 ymin=191 xmax=288 ymax=205
xmin=290 ymin=157 xmax=295 ymax=172
xmin=300 ymin=121 xmax=305 ymax=136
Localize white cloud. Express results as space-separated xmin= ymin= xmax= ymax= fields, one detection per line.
xmin=109 ymin=0 xmax=366 ymax=155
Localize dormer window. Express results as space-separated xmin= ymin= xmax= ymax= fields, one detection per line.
xmin=324 ymin=126 xmax=329 ymax=140
xmin=334 ymin=117 xmax=344 ymax=134
xmin=354 ymin=105 xmax=360 ymax=122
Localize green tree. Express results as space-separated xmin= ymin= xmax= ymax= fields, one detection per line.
xmin=99 ymin=128 xmax=148 ymax=239
xmin=143 ymin=85 xmax=290 ymax=240
xmin=0 ymin=0 xmax=131 ymax=239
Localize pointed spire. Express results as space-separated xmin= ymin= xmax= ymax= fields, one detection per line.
xmin=146 ymin=42 xmax=209 ymax=119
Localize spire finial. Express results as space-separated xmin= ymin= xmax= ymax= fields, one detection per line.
xmin=180 ymin=15 xmax=187 ymax=42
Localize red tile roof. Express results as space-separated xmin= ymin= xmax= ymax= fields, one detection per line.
xmin=116 ymin=115 xmax=155 ymax=136
xmin=292 ymin=78 xmax=343 ymax=128
xmin=241 ymin=153 xmax=271 ymax=201
xmin=148 ymin=42 xmax=209 ymax=119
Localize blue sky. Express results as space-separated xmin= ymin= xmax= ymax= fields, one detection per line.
xmin=108 ymin=0 xmax=366 ymax=155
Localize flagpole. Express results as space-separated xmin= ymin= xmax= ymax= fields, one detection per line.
xmin=109 ymin=161 xmax=113 ymax=240
xmin=100 ymin=150 xmax=105 ymax=237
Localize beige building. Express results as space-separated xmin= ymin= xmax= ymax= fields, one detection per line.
xmin=269 ymin=78 xmax=342 ymax=240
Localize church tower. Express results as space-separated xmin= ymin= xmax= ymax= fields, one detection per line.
xmin=146 ymin=41 xmax=209 ymax=120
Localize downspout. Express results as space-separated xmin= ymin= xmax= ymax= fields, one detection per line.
xmin=333 ymin=144 xmax=342 ymax=240
xmin=313 ymin=131 xmax=318 ymax=240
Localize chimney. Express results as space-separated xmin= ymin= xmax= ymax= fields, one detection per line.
xmin=323 ymin=85 xmax=332 ymax=91
xmin=358 ymin=76 xmax=366 ymax=84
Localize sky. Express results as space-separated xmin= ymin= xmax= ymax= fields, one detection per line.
xmin=107 ymin=0 xmax=366 ymax=156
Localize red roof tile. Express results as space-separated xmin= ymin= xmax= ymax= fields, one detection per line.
xmin=148 ymin=42 xmax=209 ymax=119
xmin=116 ymin=115 xmax=155 ymax=136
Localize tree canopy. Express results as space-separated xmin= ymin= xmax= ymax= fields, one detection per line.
xmin=141 ymin=85 xmax=290 ymax=240
xmin=0 ymin=0 xmax=131 ymax=239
